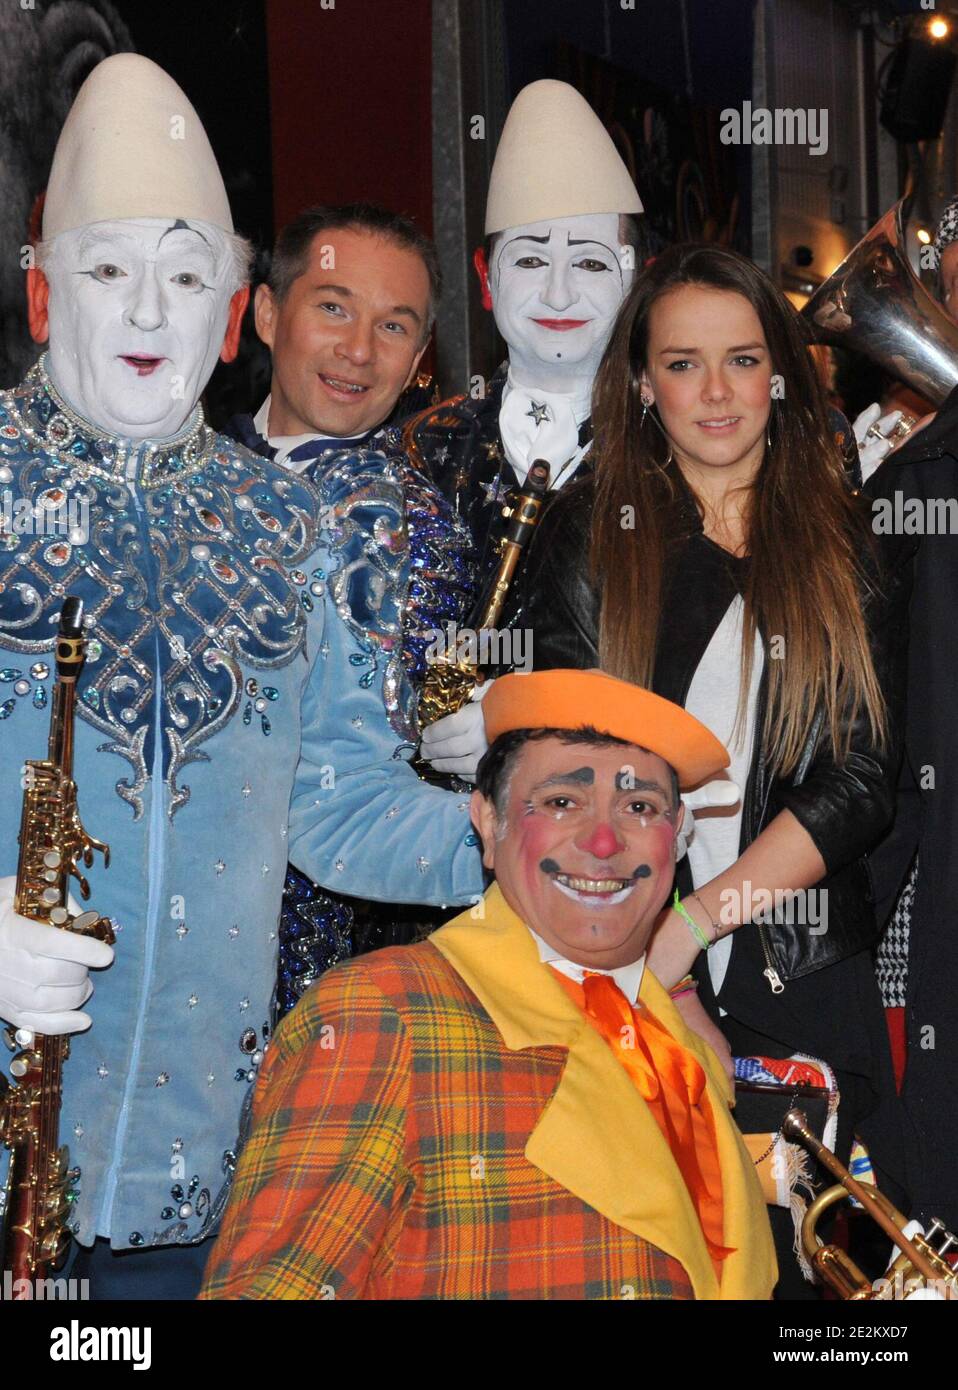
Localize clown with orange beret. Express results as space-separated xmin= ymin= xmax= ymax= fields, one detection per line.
xmin=203 ymin=671 xmax=775 ymax=1301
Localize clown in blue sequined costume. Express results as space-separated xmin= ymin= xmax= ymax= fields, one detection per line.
xmin=0 ymin=358 xmax=485 ymax=1251
xmin=0 ymin=57 xmax=487 ymax=1300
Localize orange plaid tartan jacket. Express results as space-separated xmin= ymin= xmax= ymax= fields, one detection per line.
xmin=201 ymin=889 xmax=775 ymax=1300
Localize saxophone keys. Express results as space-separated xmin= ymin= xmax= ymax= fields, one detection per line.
xmin=9 ymin=1050 xmax=39 ymax=1078
xmin=70 ymin=910 xmax=115 ymax=947
xmin=69 ymin=864 xmax=91 ymax=899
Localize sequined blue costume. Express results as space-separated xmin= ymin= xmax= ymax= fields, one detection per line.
xmin=0 ymin=360 xmax=485 ymax=1250
xmin=275 ymin=444 xmax=478 ymax=1017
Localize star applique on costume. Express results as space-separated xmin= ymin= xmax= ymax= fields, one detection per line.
xmin=479 ymin=475 xmax=510 ymax=506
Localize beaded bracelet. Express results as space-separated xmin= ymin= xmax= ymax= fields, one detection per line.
xmin=672 ymin=889 xmax=710 ymax=951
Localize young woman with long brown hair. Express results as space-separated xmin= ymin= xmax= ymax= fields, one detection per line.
xmin=517 ymin=243 xmax=908 ymax=1295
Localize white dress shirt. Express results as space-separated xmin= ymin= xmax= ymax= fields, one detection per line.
xmin=528 ymin=927 xmax=645 ymax=1004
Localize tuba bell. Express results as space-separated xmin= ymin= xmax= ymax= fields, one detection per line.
xmin=801 ymin=198 xmax=958 ymax=408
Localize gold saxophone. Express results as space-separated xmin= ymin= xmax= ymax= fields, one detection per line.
xmin=783 ymin=1109 xmax=958 ymax=1300
xmin=417 ymin=458 xmax=551 ymax=733
xmin=0 ymin=596 xmax=113 ymax=1290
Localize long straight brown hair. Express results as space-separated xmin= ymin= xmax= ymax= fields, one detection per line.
xmin=591 ymin=243 xmax=886 ymax=776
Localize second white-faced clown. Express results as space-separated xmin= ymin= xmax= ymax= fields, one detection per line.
xmin=417 ymin=80 xmax=643 ymax=782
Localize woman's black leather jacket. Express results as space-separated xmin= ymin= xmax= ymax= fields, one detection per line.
xmin=511 ymin=475 xmax=909 ymax=1027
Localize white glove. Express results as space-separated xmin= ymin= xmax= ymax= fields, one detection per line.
xmin=674 ymin=780 xmax=741 ymax=860
xmin=0 ymin=875 xmax=114 ymax=1035
xmin=419 ymin=680 xmax=492 ymax=783
xmin=853 ymin=403 xmax=903 ymax=484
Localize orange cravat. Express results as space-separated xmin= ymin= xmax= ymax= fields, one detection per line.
xmin=550 ymin=966 xmax=732 ymax=1272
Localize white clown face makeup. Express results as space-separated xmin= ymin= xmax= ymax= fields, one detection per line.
xmin=489 ymin=212 xmax=633 ymax=393
xmin=44 ymin=217 xmax=236 ymax=440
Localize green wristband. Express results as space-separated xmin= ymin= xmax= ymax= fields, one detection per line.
xmin=673 ymin=888 xmax=711 ymax=951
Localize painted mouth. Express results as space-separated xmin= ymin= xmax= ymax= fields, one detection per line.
xmin=319 ymin=373 xmax=370 ymax=397
xmin=530 ymin=318 xmax=591 ymax=331
xmin=552 ymin=875 xmax=637 ymax=908
xmin=120 ymin=354 xmax=165 ymax=376
xmin=544 ymin=862 xmax=650 ymax=908
xmin=555 ymin=873 xmax=633 ymax=893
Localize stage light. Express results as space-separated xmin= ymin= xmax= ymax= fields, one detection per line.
xmin=929 ymin=18 xmax=950 ymax=41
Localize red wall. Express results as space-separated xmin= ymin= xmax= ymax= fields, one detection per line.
xmin=265 ymin=0 xmax=433 ymax=234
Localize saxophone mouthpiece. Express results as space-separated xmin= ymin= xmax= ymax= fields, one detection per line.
xmin=58 ymin=596 xmax=83 ymax=639
xmin=56 ymin=595 xmax=86 ymax=679
xmin=527 ymin=460 xmax=550 ymax=492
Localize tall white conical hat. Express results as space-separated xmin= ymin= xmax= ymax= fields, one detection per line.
xmin=42 ymin=53 xmax=233 ymax=239
xmin=485 ymin=79 xmax=643 ymax=235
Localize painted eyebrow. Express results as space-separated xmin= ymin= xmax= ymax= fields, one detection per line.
xmin=312 ymin=285 xmax=421 ymax=324
xmin=566 ymin=237 xmax=616 ymax=252
xmin=501 ymin=234 xmax=551 ymax=249
xmin=159 ymin=219 xmax=211 ymax=249
xmin=615 ymin=773 xmax=670 ymax=795
xmin=530 ymin=766 xmax=595 ymax=792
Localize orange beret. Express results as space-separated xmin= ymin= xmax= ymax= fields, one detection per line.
xmin=482 ymin=670 xmax=729 ymax=789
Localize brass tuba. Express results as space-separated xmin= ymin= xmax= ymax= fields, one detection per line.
xmin=783 ymin=1109 xmax=958 ymax=1300
xmin=801 ymin=198 xmax=958 ymax=407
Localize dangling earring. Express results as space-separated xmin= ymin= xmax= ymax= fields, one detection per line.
xmin=640 ymin=392 xmax=654 ymax=428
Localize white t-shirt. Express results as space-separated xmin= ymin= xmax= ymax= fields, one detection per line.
xmin=684 ymin=594 xmax=765 ymax=998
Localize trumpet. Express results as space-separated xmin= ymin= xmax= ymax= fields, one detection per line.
xmin=783 ymin=1109 xmax=958 ymax=1300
